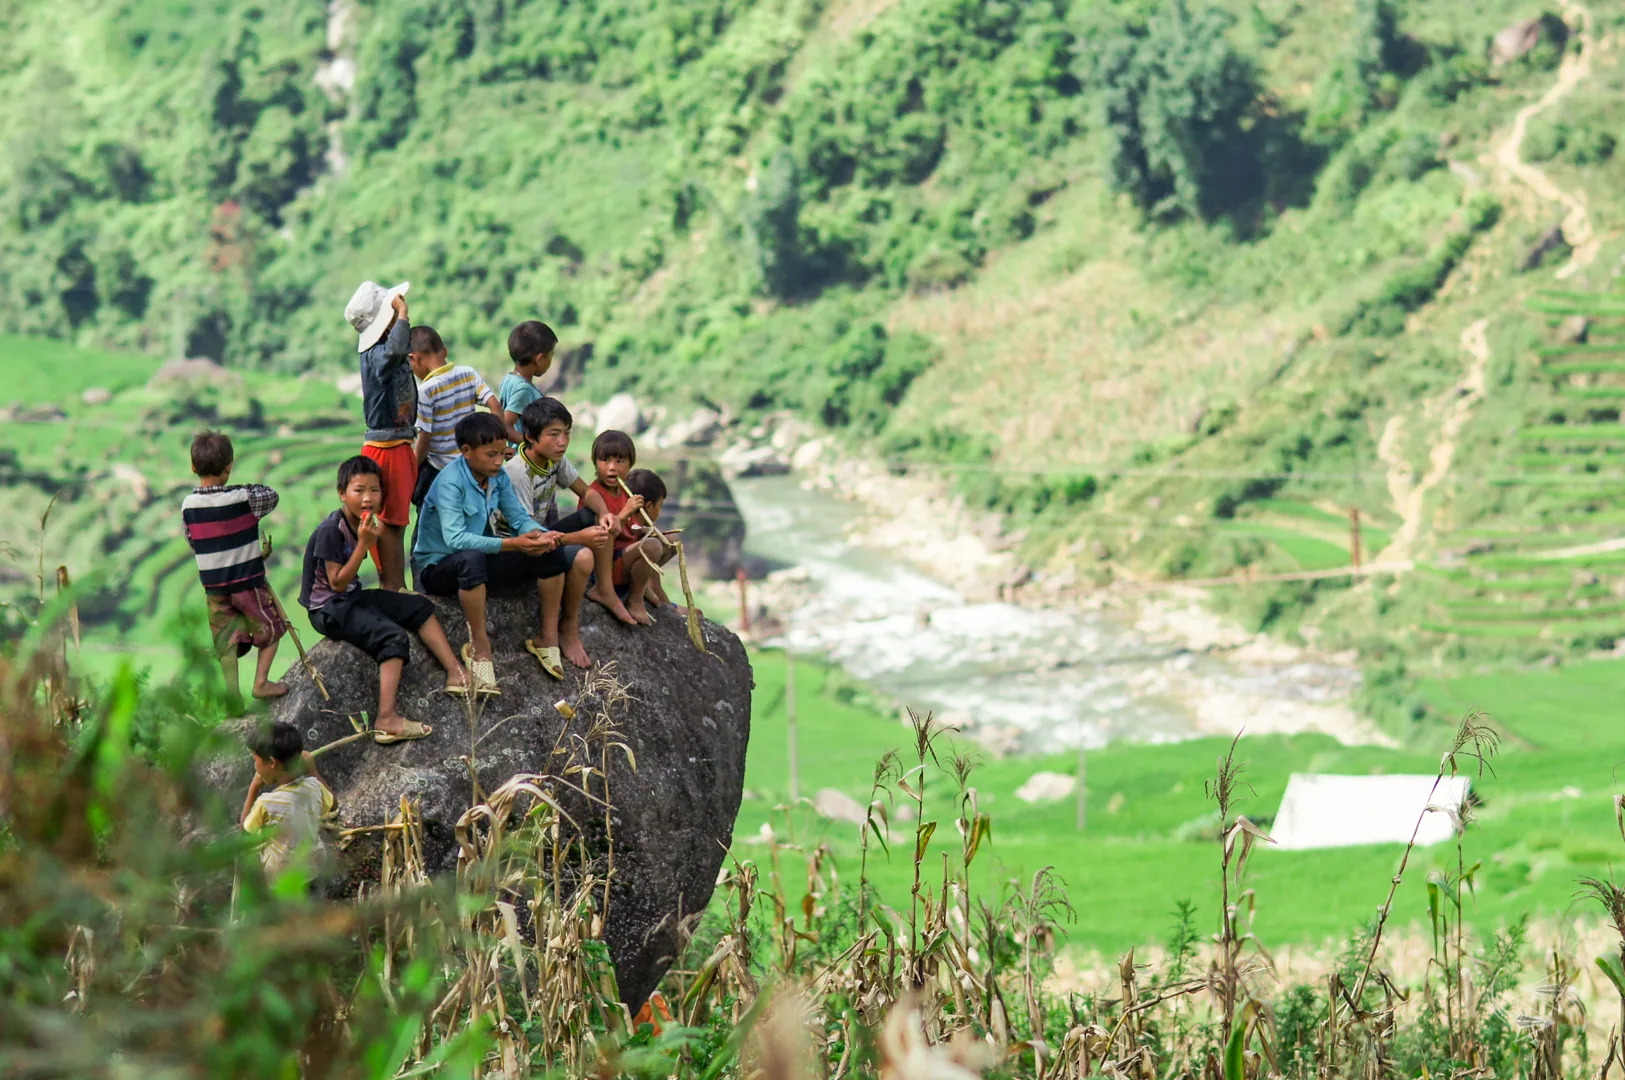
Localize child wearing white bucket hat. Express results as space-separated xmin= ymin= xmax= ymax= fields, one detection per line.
xmin=346 ymin=279 xmax=415 ymax=591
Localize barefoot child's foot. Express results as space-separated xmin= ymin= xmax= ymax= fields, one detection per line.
xmin=251 ymin=680 xmax=289 ymax=699
xmin=587 ymin=582 xmax=639 ymax=626
xmin=625 ymin=598 xmax=655 ymax=625
xmin=560 ymin=621 xmax=591 ymax=668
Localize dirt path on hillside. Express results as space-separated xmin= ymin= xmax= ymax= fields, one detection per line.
xmin=1375 ymin=5 xmax=1596 ymax=559
xmin=1495 ymin=0 xmax=1598 ymax=279
xmin=1376 ymin=319 xmax=1491 ymax=561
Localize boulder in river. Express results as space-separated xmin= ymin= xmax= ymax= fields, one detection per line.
xmin=207 ymin=594 xmax=752 ymax=1009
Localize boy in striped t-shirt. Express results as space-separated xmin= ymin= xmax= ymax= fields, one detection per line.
xmin=408 ymin=324 xmax=506 ymax=507
xmin=182 ymin=431 xmax=289 ymax=702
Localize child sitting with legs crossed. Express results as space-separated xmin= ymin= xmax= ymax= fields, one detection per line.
xmin=414 ymin=413 xmax=611 ymax=691
xmin=504 ymin=399 xmax=640 ymax=630
xmin=298 ymin=456 xmax=472 ymax=743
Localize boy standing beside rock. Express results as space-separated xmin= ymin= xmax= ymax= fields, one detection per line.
xmin=345 ymin=279 xmax=414 ymax=591
xmin=182 ymin=431 xmax=288 ymax=702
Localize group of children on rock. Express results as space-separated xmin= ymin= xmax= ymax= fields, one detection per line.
xmin=181 ymin=281 xmax=683 ymax=877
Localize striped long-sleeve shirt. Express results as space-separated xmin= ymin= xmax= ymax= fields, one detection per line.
xmin=181 ymin=484 xmax=279 ymax=594
xmin=416 ymin=363 xmax=495 ymax=469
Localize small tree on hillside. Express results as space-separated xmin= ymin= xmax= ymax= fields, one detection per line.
xmin=1093 ymin=0 xmax=1262 ymax=221
xmin=744 ymin=145 xmax=806 ymax=297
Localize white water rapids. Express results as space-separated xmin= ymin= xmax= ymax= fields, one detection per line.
xmin=729 ymin=475 xmax=1370 ymax=754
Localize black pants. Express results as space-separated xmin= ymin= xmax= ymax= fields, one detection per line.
xmin=417 ymin=509 xmax=598 ymax=595
xmin=309 ymin=589 xmax=434 ymax=664
xmin=411 ymin=462 xmax=441 ymax=509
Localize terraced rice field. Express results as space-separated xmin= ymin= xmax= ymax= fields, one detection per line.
xmin=1418 ymin=290 xmax=1625 ymax=651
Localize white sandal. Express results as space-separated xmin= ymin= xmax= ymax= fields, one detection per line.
xmin=459 ymin=643 xmax=500 ymax=696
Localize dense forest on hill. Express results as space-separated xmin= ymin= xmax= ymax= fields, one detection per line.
xmin=6 ymin=0 xmax=1625 ymax=692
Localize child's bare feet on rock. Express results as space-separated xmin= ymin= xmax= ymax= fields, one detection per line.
xmin=252 ymin=681 xmax=289 ymax=699
xmin=625 ymin=598 xmax=655 ymax=625
xmin=560 ymin=620 xmax=591 ymax=668
xmin=588 ymin=583 xmax=639 ymax=626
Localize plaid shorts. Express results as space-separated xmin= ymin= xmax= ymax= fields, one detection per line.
xmin=206 ymin=584 xmax=289 ymax=658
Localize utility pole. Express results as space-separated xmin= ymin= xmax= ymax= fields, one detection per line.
xmin=785 ymin=650 xmax=799 ymax=803
xmin=1076 ymin=743 xmax=1087 ymax=832
xmin=1349 ymin=508 xmax=1363 ymax=571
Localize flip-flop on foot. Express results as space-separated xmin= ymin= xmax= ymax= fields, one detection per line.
xmin=444 ymin=672 xmax=472 ymax=697
xmin=460 ymin=643 xmax=501 ymax=696
xmin=374 ymin=719 xmax=433 ymax=745
xmin=525 ymin=639 xmax=565 ymax=680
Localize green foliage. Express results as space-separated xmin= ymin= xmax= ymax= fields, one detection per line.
xmin=1091 ymin=0 xmax=1264 ymax=221
xmin=1339 ymin=192 xmax=1500 ymax=336
xmin=1305 ymin=0 xmax=1408 ymax=145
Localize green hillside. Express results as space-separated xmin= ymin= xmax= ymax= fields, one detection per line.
xmin=5 ymin=0 xmax=1625 ymax=694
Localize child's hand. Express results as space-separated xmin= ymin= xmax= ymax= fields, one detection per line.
xmin=624 ymin=495 xmax=645 ymax=517
xmin=358 ymin=511 xmax=383 ymax=545
xmin=605 ymin=516 xmax=623 ymax=538
xmin=391 ymin=294 xmax=408 ymax=319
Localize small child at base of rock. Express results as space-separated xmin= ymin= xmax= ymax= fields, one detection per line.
xmin=182 ymin=431 xmax=288 ymax=703
xmin=615 ymin=468 xmax=679 ymax=626
xmin=241 ymin=720 xmax=336 ymax=887
xmin=299 ymin=456 xmax=471 ymax=744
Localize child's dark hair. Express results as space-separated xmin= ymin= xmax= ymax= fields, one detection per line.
xmin=335 ymin=455 xmax=383 ymax=493
xmin=409 ymin=324 xmax=445 ymax=356
xmin=508 ymin=320 xmax=558 ymax=365
xmin=520 ymin=397 xmax=573 ymax=442
xmin=247 ymin=720 xmax=304 ymax=765
xmin=455 ymin=412 xmax=509 ymax=451
xmin=625 ymin=468 xmax=667 ymax=506
xmin=591 ymin=429 xmax=636 ymax=467
xmin=190 ymin=431 xmax=234 ymax=477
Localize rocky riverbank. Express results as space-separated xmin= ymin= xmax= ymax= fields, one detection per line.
xmin=563 ymin=395 xmax=1390 ymax=749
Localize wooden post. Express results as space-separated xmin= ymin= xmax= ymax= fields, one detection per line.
xmin=1076 ymin=743 xmax=1087 ymax=832
xmin=736 ymin=568 xmax=751 ymax=632
xmin=1349 ymin=508 xmax=1363 ymax=570
xmin=785 ymin=650 xmax=800 ymax=803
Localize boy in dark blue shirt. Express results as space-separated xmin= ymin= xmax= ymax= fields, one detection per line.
xmin=299 ymin=456 xmax=471 ymax=743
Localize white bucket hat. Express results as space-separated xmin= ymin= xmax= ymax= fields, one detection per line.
xmin=344 ymin=279 xmax=410 ymax=352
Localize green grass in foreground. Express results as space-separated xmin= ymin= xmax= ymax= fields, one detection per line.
xmin=741 ymin=650 xmax=1624 ymax=954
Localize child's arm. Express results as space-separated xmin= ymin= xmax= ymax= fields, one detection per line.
xmin=241 ymin=776 xmax=264 ymax=826
xmin=502 ymin=409 xmax=525 ymax=445
xmin=245 ymin=484 xmax=280 ymax=519
xmin=413 ymin=430 xmax=431 ymax=465
xmin=327 ymin=511 xmax=381 ymax=593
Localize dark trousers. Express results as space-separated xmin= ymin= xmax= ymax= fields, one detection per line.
xmin=309 ymin=589 xmax=434 ymax=664
xmin=411 ymin=462 xmax=441 ymax=509
xmin=417 ymin=509 xmax=599 ymax=596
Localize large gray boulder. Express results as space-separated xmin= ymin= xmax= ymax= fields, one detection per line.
xmin=240 ymin=593 xmax=751 ymax=1008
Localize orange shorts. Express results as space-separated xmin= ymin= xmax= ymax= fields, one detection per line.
xmin=360 ymin=442 xmax=417 ymax=527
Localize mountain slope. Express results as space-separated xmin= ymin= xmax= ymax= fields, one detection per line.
xmin=4 ymin=0 xmax=1624 ymax=692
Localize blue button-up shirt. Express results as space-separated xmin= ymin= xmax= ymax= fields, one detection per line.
xmin=412 ymin=456 xmax=541 ymax=570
